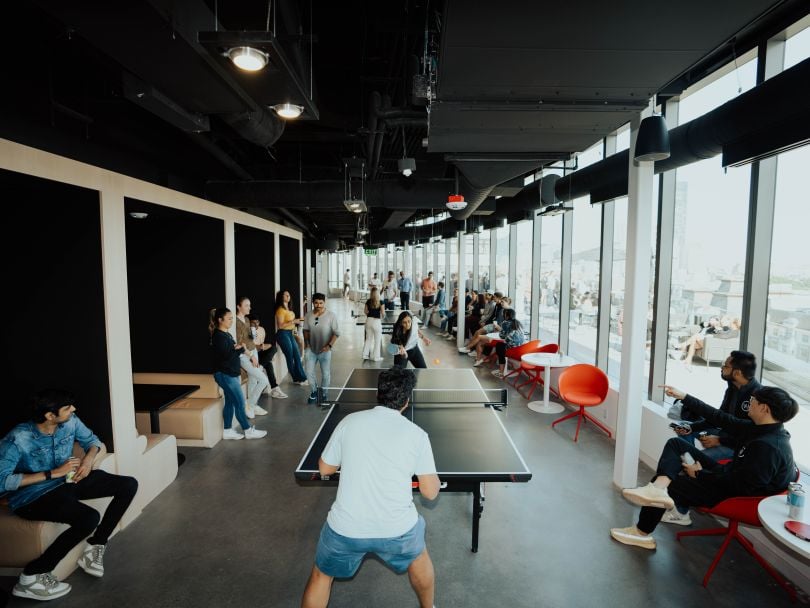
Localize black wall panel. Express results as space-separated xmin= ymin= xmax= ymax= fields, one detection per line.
xmin=279 ymin=235 xmax=302 ymax=317
xmin=234 ymin=224 xmax=275 ymax=332
xmin=125 ymin=199 xmax=225 ymax=373
xmin=0 ymin=170 xmax=113 ymax=448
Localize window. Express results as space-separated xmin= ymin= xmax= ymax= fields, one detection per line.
xmin=434 ymin=240 xmax=445 ymax=300
xmin=414 ymin=244 xmax=424 ymax=285
xmin=538 ymin=215 xmax=562 ymax=343
xmin=514 ymin=221 xmax=533 ymax=326
xmin=568 ymin=142 xmax=604 ymax=363
xmin=763 ymin=144 xmax=810 ymax=467
xmin=479 ymin=231 xmax=491 ymax=292
xmin=495 ymin=226 xmax=509 ymax=293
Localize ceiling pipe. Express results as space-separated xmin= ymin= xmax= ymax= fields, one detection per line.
xmin=205 ymin=178 xmax=456 ymax=208
xmin=554 ymin=56 xmax=810 ymax=204
xmin=221 ymin=109 xmax=286 ymax=150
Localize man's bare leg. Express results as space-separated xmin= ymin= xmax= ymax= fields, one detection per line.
xmin=301 ymin=565 xmax=334 ymax=608
xmin=407 ymin=549 xmax=435 ymax=608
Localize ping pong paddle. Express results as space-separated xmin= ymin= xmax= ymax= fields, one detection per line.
xmin=784 ymin=520 xmax=810 ymax=541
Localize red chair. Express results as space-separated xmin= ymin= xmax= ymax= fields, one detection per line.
xmin=677 ymin=489 xmax=797 ymax=601
xmin=552 ymin=364 xmax=611 ymax=442
xmin=502 ymin=340 xmax=542 ymax=384
xmin=515 ymin=343 xmax=560 ymax=399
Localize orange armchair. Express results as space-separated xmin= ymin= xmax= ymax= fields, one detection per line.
xmin=552 ymin=363 xmax=611 ymax=442
xmin=502 ymin=340 xmax=542 ymax=384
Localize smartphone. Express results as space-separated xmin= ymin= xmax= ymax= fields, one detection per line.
xmin=669 ymin=421 xmax=691 ymax=434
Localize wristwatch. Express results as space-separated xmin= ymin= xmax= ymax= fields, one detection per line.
xmin=44 ymin=470 xmax=52 ymax=480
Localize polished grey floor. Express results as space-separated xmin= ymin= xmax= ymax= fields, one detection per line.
xmin=2 ymin=298 xmax=804 ymax=607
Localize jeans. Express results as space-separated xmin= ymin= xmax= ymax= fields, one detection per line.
xmin=214 ymin=371 xmax=252 ymax=431
xmin=257 ymin=344 xmax=279 ymax=389
xmin=438 ymin=309 xmax=450 ymax=331
xmin=16 ymin=470 xmax=138 ymax=575
xmin=677 ymin=434 xmax=735 ymax=462
xmin=239 ymin=353 xmax=269 ymax=407
xmin=305 ymin=349 xmax=332 ymax=394
xmin=276 ymin=329 xmax=307 ymax=382
xmin=636 ymin=437 xmax=724 ymax=534
xmin=363 ymin=318 xmax=382 ymax=359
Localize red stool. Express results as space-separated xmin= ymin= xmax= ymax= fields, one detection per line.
xmin=552 ymin=364 xmax=611 ymax=442
xmin=677 ymin=493 xmax=796 ymax=601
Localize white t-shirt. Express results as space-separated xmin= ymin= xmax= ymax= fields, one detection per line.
xmin=322 ymin=406 xmax=437 ymax=538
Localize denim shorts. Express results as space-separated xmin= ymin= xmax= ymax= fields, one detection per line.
xmin=315 ymin=515 xmax=426 ymax=578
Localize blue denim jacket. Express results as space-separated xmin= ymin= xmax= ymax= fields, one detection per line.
xmin=0 ymin=415 xmax=102 ymax=511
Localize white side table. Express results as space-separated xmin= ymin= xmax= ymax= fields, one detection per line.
xmin=520 ymin=353 xmax=576 ymax=414
xmin=758 ymin=494 xmax=810 ymax=559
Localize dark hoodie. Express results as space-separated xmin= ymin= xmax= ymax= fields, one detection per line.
xmin=685 ymin=399 xmax=796 ymax=497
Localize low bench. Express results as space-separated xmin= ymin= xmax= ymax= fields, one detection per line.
xmin=133 ymin=373 xmax=226 ymax=448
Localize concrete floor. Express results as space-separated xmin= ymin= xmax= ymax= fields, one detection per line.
xmin=2 ymin=298 xmax=804 ymax=607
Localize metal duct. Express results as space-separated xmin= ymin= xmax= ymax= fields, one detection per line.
xmin=554 ymin=57 xmax=810 ymax=204
xmin=206 ymin=178 xmax=455 ymax=208
xmin=221 ymin=109 xmax=286 ymax=149
xmin=448 ymin=160 xmax=545 ymax=220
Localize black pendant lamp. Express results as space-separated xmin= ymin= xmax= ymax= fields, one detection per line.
xmin=634 ymin=114 xmax=671 ymax=162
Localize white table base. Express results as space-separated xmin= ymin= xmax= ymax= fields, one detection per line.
xmin=526 ymin=366 xmax=564 ymax=414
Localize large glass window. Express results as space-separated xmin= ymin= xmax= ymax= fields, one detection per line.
xmin=514 ymin=221 xmax=533 ymax=326
xmin=495 ymin=226 xmax=509 ymax=293
xmin=414 ymin=244 xmax=424 ymax=286
xmin=538 ymin=215 xmax=562 ymax=343
xmin=678 ymin=57 xmax=757 ymax=124
xmin=479 ymin=231 xmax=491 ymax=292
xmin=763 ymin=143 xmax=810 ymax=467
xmin=568 ymin=143 xmax=604 ymax=363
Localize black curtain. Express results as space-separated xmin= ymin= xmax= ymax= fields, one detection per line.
xmin=235 ymin=224 xmax=275 ymax=332
xmin=279 ymin=235 xmax=302 ymax=316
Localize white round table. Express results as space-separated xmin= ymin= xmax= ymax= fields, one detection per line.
xmin=758 ymin=494 xmax=810 ymax=559
xmin=520 ymin=353 xmax=577 ymax=414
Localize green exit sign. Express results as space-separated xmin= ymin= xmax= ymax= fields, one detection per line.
xmin=364 ymin=248 xmax=377 ymax=255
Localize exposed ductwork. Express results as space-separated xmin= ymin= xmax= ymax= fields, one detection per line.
xmin=554 ymin=57 xmax=810 ymax=204
xmin=206 ymin=178 xmax=455 ymax=209
xmin=221 ymin=109 xmax=286 ymax=150
xmin=367 ymin=91 xmax=428 ymax=180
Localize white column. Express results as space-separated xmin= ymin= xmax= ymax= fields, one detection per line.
xmin=456 ymin=232 xmax=466 ymax=349
xmin=403 ymin=240 xmax=411 ymax=277
xmin=613 ymin=103 xmax=655 ymax=489
xmin=99 ymin=185 xmax=140 ymax=492
xmin=273 ymin=232 xmax=281 ymax=297
xmin=530 ymin=212 xmax=542 ymax=340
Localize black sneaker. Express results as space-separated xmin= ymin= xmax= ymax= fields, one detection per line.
xmin=307 ymin=392 xmax=317 ymax=404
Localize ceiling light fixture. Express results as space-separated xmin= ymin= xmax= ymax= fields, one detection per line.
xmin=446 ymin=194 xmax=467 ymax=211
xmin=398 ymin=126 xmax=416 ymax=177
xmin=226 ymin=46 xmax=270 ymax=72
xmin=538 ymin=202 xmax=573 ymax=217
xmin=272 ymin=103 xmax=304 ymax=119
xmin=634 ymin=113 xmax=670 ymax=162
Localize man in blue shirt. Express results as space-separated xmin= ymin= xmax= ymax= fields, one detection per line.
xmin=397 ymin=271 xmax=413 ymax=312
xmin=0 ymin=389 xmax=138 ymax=601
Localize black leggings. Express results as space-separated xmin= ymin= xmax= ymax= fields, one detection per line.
xmin=394 ymin=346 xmax=427 ymax=368
xmin=495 ymin=342 xmax=508 ymax=364
xmin=15 ymin=470 xmax=138 ymax=574
xmin=257 ymin=343 xmax=279 ymax=388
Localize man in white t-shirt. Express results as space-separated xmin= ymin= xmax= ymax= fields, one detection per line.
xmin=301 ymin=367 xmax=440 ymax=608
xmin=343 ymin=269 xmax=351 ymax=298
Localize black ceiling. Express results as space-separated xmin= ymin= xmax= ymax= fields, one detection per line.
xmin=1 ymin=0 xmax=806 ymax=246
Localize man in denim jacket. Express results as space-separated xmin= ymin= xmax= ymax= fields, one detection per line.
xmin=0 ymin=389 xmax=138 ymax=601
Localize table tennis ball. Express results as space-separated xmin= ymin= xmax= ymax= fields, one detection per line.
xmin=433 ymin=359 xmax=440 ymax=365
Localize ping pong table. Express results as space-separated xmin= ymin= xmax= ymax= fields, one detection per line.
xmin=294 ymin=368 xmax=531 ymax=552
xmin=354 ymin=309 xmax=421 ymax=334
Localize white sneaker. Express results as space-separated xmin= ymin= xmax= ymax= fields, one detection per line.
xmin=661 ymin=509 xmax=692 ymax=526
xmin=473 ymin=359 xmax=484 ymax=367
xmin=609 ymin=526 xmax=656 ymax=550
xmin=458 ymin=347 xmax=470 ymax=353
xmin=466 ymin=351 xmax=477 ymax=357
xmin=373 ymin=357 xmax=384 ymax=361
xmin=270 ymin=387 xmax=288 ymax=399
xmin=622 ymin=483 xmax=675 ymax=510
xmin=491 ymin=370 xmax=504 ymax=378
xmin=13 ymin=572 xmax=71 ymax=601
xmin=296 ymin=380 xmax=310 ymax=386
xmin=77 ymin=544 xmax=105 ymax=577
xmin=222 ymin=428 xmax=244 ymax=440
xmin=244 ymin=426 xmax=268 ymax=439
xmin=245 ymin=406 xmax=255 ymax=419
xmin=253 ymin=405 xmax=269 ymax=416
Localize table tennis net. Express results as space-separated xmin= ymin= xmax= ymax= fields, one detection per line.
xmin=320 ymin=386 xmax=507 ymax=407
